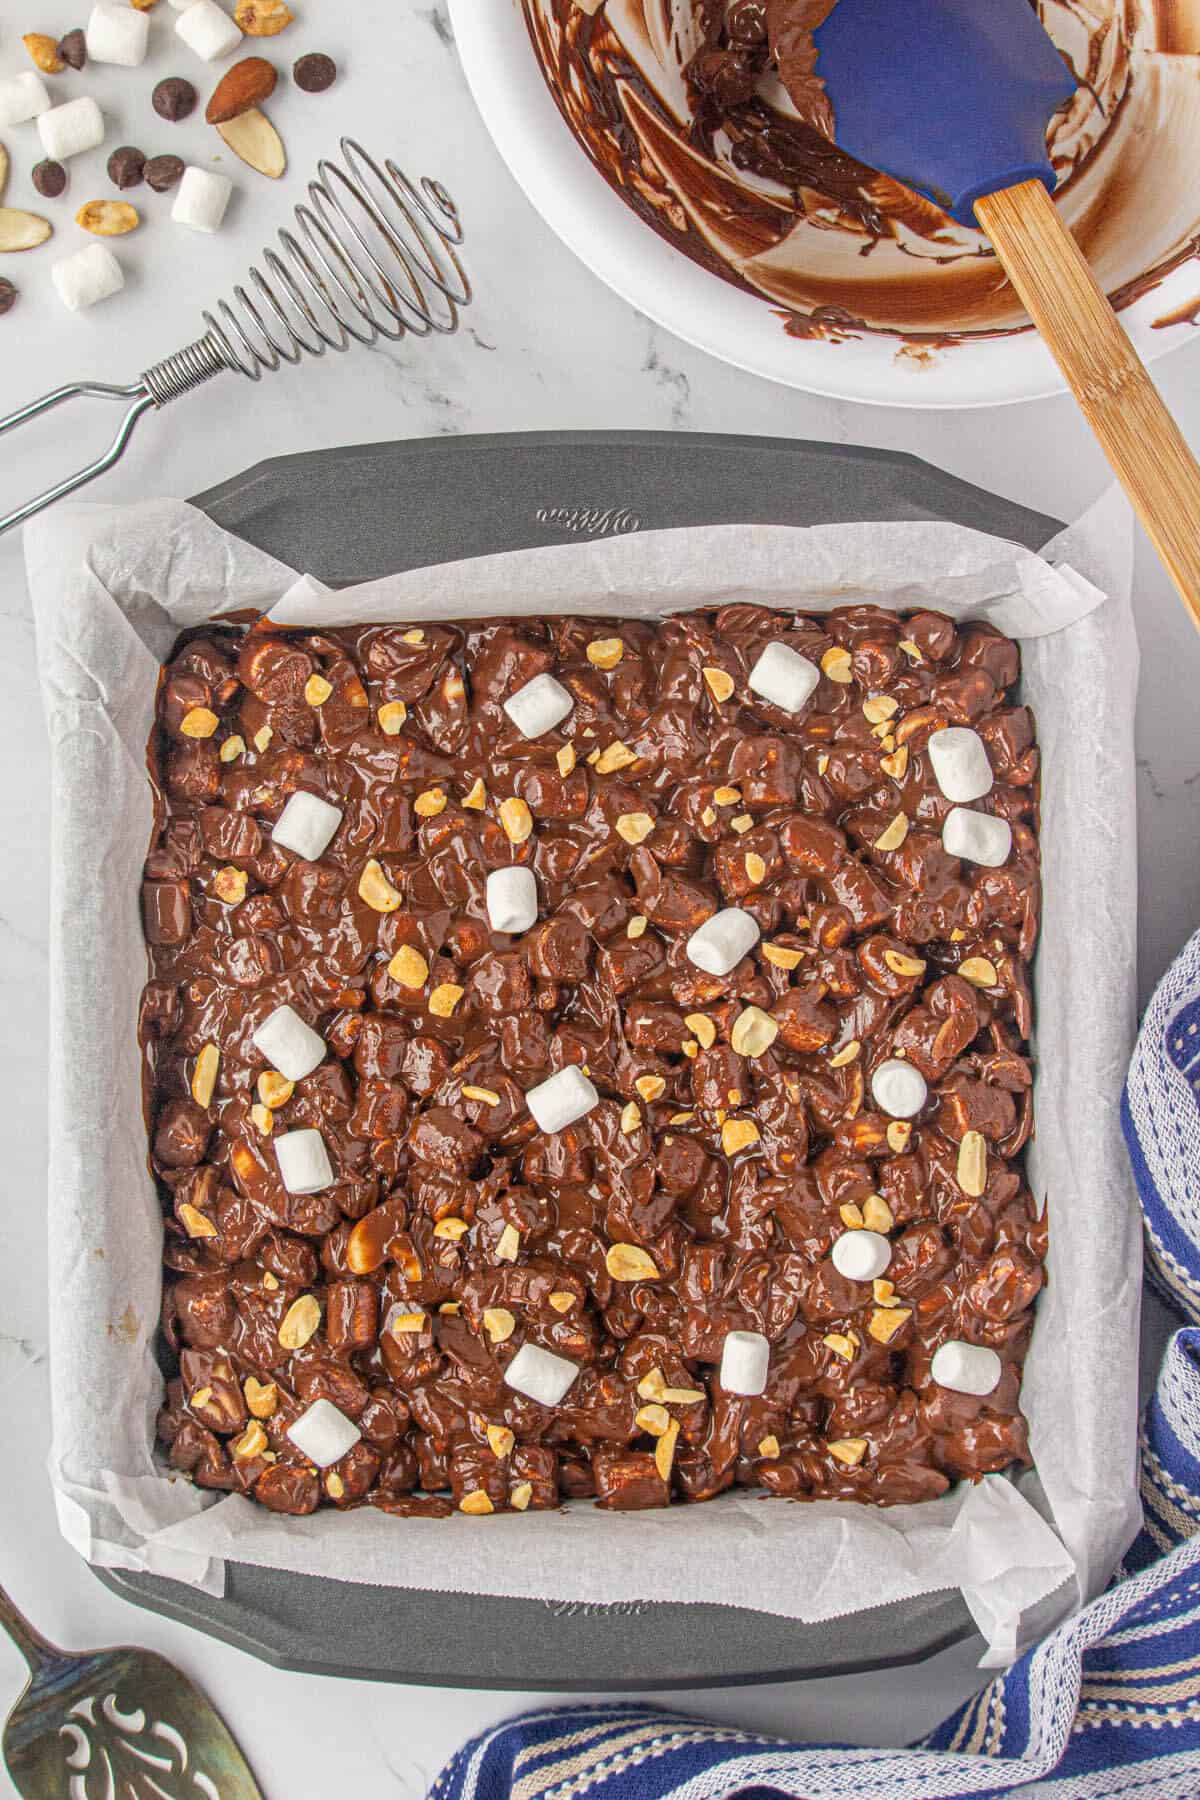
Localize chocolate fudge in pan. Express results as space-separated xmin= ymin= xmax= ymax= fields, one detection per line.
xmin=145 ymin=604 xmax=1044 ymax=1518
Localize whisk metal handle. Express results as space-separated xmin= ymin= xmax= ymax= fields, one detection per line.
xmin=0 ymin=138 xmax=468 ymax=539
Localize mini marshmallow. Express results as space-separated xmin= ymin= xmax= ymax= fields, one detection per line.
xmin=172 ymin=165 xmax=234 ymax=233
xmin=832 ymin=1229 xmax=893 ymax=1282
xmin=942 ymin=806 xmax=1012 ymax=868
xmin=271 ymin=790 xmax=343 ymax=861
xmin=274 ymin=1128 xmax=333 ymax=1196
xmin=87 ymin=2 xmax=150 ymax=65
xmin=503 ymin=1342 xmax=580 ymax=1407
xmin=748 ymin=642 xmax=821 ymax=715
xmin=930 ymin=1340 xmax=1003 ymax=1397
xmin=686 ymin=907 xmax=760 ymax=978
xmin=503 ymin=673 xmax=574 ymax=740
xmin=0 ymin=72 xmax=50 ymax=127
xmin=871 ymin=1057 xmax=928 ymax=1119
xmin=175 ymin=0 xmax=243 ymax=59
xmin=252 ymin=1004 xmax=326 ymax=1083
xmin=286 ymin=1398 xmax=361 ymax=1468
xmin=38 ymin=95 xmax=105 ymax=162
xmin=526 ymin=1066 xmax=599 ymax=1134
xmin=487 ymin=866 xmax=538 ymax=935
xmin=719 ymin=1329 xmax=770 ymax=1397
xmin=51 ymin=243 xmax=124 ymax=313
xmin=928 ymin=728 xmax=994 ymax=804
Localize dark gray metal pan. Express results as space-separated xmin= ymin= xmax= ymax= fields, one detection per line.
xmin=95 ymin=430 xmax=1061 ymax=1689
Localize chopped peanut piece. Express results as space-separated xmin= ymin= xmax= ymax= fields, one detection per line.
xmin=868 ymin=1307 xmax=912 ymax=1345
xmin=495 ymin=1224 xmax=521 ymax=1263
xmin=862 ymin=695 xmax=899 ymax=724
xmin=499 ymin=797 xmax=533 ymax=844
xmin=388 ymin=945 xmax=429 ymax=988
xmin=763 ymin=942 xmax=804 ymax=970
xmin=213 ymin=866 xmax=248 ymax=906
xmin=487 ymin=1424 xmax=515 ymax=1459
xmin=594 ymin=740 xmax=637 ymax=774
xmin=433 ymin=1217 xmax=470 ymax=1240
xmin=830 ymin=1039 xmax=861 ymax=1067
xmin=429 ymin=983 xmax=465 ymax=1017
xmin=359 ymin=859 xmax=402 ymax=913
xmin=483 ymin=1307 xmax=516 ymax=1343
xmin=883 ymin=949 xmax=926 ymax=979
xmin=821 ymin=646 xmax=853 ymax=683
xmin=462 ymin=1085 xmax=500 ymax=1105
xmin=220 ymin=735 xmax=246 ymax=763
xmin=620 ymin=1101 xmax=642 ymax=1135
xmin=549 ymin=1290 xmax=576 ymax=1313
xmin=898 ymin=638 xmax=924 ymax=663
xmin=253 ymin=726 xmax=273 ymax=753
xmin=744 ymin=851 xmax=768 ymax=886
xmin=258 ymin=1071 xmax=294 ymax=1109
xmin=587 ymin=637 xmax=625 ymax=669
xmin=880 ymin=745 xmax=909 ymax=780
xmin=959 ymin=956 xmax=999 ymax=988
xmin=616 ymin=812 xmax=655 ymax=845
xmin=873 ymin=1279 xmax=897 ymax=1306
xmin=181 ymin=707 xmax=219 ymax=739
xmin=556 ymin=744 xmax=576 ymax=777
xmin=839 ymin=1203 xmax=864 ymax=1230
xmin=305 ymin=673 xmax=333 ymax=707
xmin=251 ymin=1104 xmax=274 ymax=1136
xmin=828 ymin=1438 xmax=868 ymax=1467
xmin=191 ymin=1042 xmax=220 ymax=1108
xmin=873 ymin=813 xmax=909 ymax=852
xmin=232 ymin=1422 xmax=269 ymax=1462
xmin=655 ymin=1418 xmax=680 ymax=1481
xmin=861 ymin=1193 xmax=894 ymax=1233
xmin=326 ymin=1473 xmax=346 ymax=1501
xmin=606 ymin=1243 xmax=660 ymax=1281
xmin=730 ymin=813 xmax=753 ymax=834
xmin=627 ymin=915 xmax=647 ymax=939
xmin=278 ymin=1294 xmax=321 ymax=1350
xmin=887 ymin=1121 xmax=912 ymax=1153
xmin=957 ymin=1130 xmax=988 ymax=1196
xmin=414 ymin=787 xmax=447 ymax=818
xmin=823 ymin=1333 xmax=857 ymax=1362
xmin=401 ymin=629 xmax=425 ymax=644
xmin=378 ymin=700 xmax=408 ymax=735
xmin=462 ymin=778 xmax=487 ymax=810
xmin=636 ymin=1403 xmax=671 ymax=1436
xmin=730 ymin=1006 xmax=778 ymax=1058
xmin=758 ymin=1435 xmax=781 ymax=1459
xmin=391 ymin=1311 xmax=427 ymax=1335
xmin=634 ymin=1074 xmax=666 ymax=1104
xmin=460 ymin=1490 xmax=495 ymax=1515
xmin=702 ymin=666 xmax=735 ymax=703
xmin=721 ymin=1117 xmax=760 ymax=1156
xmin=713 ymin=785 xmax=741 ymax=805
xmin=684 ymin=1013 xmax=717 ymax=1051
xmin=510 ymin=1482 xmax=533 ymax=1512
xmin=637 ymin=1368 xmax=666 ymax=1401
xmin=179 ymin=1202 xmax=217 ymax=1239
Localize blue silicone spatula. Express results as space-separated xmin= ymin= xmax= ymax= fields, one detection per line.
xmin=813 ymin=0 xmax=1200 ymax=629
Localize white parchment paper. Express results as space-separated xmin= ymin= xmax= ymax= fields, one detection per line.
xmin=28 ymin=492 xmax=1142 ymax=1660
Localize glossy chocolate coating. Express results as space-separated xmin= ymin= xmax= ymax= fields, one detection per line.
xmin=147 ymin=607 xmax=1044 ymax=1516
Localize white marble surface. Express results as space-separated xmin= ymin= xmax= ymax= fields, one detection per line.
xmin=1 ymin=0 xmax=1198 ymax=1792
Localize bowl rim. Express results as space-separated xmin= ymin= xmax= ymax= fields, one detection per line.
xmin=452 ymin=0 xmax=1200 ymax=410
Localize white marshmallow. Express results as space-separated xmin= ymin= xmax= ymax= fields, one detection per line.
xmin=0 ymin=72 xmax=50 ymax=126
xmin=87 ymin=2 xmax=150 ymax=65
xmin=175 ymin=0 xmax=243 ymax=59
xmin=871 ymin=1057 xmax=928 ymax=1119
xmin=526 ymin=1066 xmax=599 ymax=1134
xmin=286 ymin=1398 xmax=361 ymax=1468
xmin=274 ymin=1128 xmax=333 ymax=1196
xmin=748 ymin=642 xmax=821 ymax=715
xmin=51 ymin=243 xmax=124 ymax=313
xmin=252 ymin=1004 xmax=326 ymax=1083
xmin=38 ymin=95 xmax=105 ymax=161
xmin=928 ymin=728 xmax=994 ymax=804
xmin=942 ymin=806 xmax=1012 ymax=868
xmin=831 ymin=1229 xmax=892 ymax=1282
xmin=686 ymin=907 xmax=760 ymax=978
xmin=169 ymin=0 xmax=201 ymax=8
xmin=486 ymin=866 xmax=538 ymax=935
xmin=172 ymin=165 xmax=234 ymax=233
xmin=503 ymin=1342 xmax=580 ymax=1407
xmin=271 ymin=790 xmax=343 ymax=861
xmin=503 ymin=673 xmax=574 ymax=740
xmin=930 ymin=1340 xmax=1003 ymax=1397
xmin=719 ymin=1329 xmax=770 ymax=1397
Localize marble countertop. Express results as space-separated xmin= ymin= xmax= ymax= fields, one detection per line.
xmin=1 ymin=0 xmax=1197 ymax=1791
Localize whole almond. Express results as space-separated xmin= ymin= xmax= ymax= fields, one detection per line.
xmin=216 ymin=107 xmax=286 ymax=178
xmin=206 ymin=55 xmax=278 ymax=125
xmin=0 ymin=208 xmax=52 ymax=252
xmin=76 ymin=201 xmax=140 ymax=237
xmin=235 ymin=0 xmax=294 ymax=33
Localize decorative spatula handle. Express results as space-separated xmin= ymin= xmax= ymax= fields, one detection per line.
xmin=0 ymin=1584 xmax=63 ymax=1674
xmin=975 ymin=179 xmax=1200 ymax=634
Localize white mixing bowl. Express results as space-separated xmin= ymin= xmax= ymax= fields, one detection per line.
xmin=452 ymin=0 xmax=1200 ymax=408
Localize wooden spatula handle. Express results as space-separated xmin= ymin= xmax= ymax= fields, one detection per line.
xmin=975 ymin=179 xmax=1200 ymax=632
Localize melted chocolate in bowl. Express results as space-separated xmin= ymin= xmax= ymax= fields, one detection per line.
xmin=523 ymin=0 xmax=1200 ymax=338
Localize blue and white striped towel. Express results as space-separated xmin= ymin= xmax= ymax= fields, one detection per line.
xmin=433 ymin=930 xmax=1200 ymax=1800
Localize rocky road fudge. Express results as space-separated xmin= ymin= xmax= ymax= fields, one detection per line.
xmin=146 ymin=606 xmax=1044 ymax=1517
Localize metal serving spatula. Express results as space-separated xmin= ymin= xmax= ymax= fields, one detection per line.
xmin=1 ymin=1583 xmax=264 ymax=1799
xmin=814 ymin=0 xmax=1200 ymax=630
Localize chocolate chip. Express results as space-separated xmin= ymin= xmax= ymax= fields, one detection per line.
xmin=153 ymin=76 xmax=198 ymax=122
xmin=32 ymin=159 xmax=67 ymax=199
xmin=0 ymin=279 xmax=16 ymax=317
xmin=145 ymin=154 xmax=185 ymax=194
xmin=293 ymin=52 xmax=337 ymax=93
xmin=107 ymin=145 xmax=146 ymax=190
xmin=56 ymin=27 xmax=87 ymax=69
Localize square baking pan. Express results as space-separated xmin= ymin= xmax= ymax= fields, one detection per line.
xmin=94 ymin=429 xmax=1064 ymax=1689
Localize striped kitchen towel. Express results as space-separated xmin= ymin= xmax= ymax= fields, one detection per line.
xmin=433 ymin=934 xmax=1200 ymax=1800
